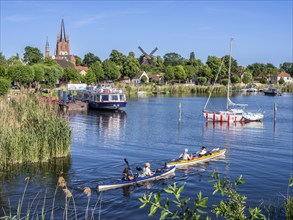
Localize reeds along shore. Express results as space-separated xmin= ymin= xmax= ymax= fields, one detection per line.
xmin=0 ymin=93 xmax=71 ymax=169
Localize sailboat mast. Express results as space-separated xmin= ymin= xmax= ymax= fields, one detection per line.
xmin=226 ymin=38 xmax=233 ymax=110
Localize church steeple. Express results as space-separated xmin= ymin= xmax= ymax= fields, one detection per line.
xmin=60 ymin=18 xmax=66 ymax=42
xmin=45 ymin=37 xmax=50 ymax=57
xmin=56 ymin=19 xmax=70 ymax=55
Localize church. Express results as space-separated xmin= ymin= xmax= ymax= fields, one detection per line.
xmin=45 ymin=19 xmax=88 ymax=75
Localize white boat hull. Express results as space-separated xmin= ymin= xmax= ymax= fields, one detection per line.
xmin=203 ymin=110 xmax=263 ymax=122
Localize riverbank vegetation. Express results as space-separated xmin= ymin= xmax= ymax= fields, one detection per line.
xmin=0 ymin=93 xmax=71 ymax=169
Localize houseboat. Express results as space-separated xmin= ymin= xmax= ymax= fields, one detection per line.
xmin=79 ymin=84 xmax=127 ymax=110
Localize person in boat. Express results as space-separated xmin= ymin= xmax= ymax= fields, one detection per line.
xmin=198 ymin=146 xmax=209 ymax=157
xmin=122 ymin=167 xmax=134 ymax=181
xmin=143 ymin=162 xmax=154 ymax=176
xmin=179 ymin=149 xmax=192 ymax=160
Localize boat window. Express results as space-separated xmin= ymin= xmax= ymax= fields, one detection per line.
xmin=102 ymin=95 xmax=109 ymax=101
xmin=112 ymin=95 xmax=118 ymax=101
xmin=120 ymin=95 xmax=125 ymax=101
xmin=96 ymin=95 xmax=101 ymax=101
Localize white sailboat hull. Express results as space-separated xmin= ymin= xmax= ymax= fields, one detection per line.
xmin=203 ymin=110 xmax=263 ymax=122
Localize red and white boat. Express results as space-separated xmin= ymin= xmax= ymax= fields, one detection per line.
xmin=202 ymin=39 xmax=264 ymax=122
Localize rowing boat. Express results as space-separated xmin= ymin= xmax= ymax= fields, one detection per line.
xmin=166 ymin=149 xmax=226 ymax=168
xmin=97 ymin=165 xmax=176 ymax=192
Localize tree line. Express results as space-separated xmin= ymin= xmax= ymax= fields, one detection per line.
xmin=0 ymin=46 xmax=292 ymax=95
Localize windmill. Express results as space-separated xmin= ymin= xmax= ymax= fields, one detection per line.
xmin=138 ymin=46 xmax=158 ymax=65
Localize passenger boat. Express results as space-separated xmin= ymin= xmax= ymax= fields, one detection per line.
xmin=203 ymin=39 xmax=264 ymax=122
xmin=97 ymin=165 xmax=176 ymax=192
xmin=79 ymin=83 xmax=127 ymax=110
xmin=166 ymin=149 xmax=226 ymax=168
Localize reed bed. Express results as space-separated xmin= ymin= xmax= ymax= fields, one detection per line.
xmin=0 ymin=93 xmax=71 ymax=169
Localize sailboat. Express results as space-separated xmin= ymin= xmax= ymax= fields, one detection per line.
xmin=203 ymin=39 xmax=264 ymax=122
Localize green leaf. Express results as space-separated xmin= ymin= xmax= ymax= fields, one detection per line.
xmin=149 ymin=204 xmax=158 ymax=216
xmin=155 ymin=192 xmax=161 ymax=205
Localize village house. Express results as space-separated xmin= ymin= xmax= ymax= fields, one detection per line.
xmin=149 ymin=73 xmax=164 ymax=85
xmin=132 ymin=71 xmax=149 ymax=85
xmin=75 ymin=66 xmax=89 ymax=76
xmin=270 ymin=72 xmax=293 ymax=84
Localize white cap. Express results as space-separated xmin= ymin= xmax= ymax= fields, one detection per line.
xmin=185 ymin=148 xmax=188 ymax=152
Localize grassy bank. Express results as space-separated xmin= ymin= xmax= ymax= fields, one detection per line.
xmin=0 ymin=93 xmax=71 ymax=169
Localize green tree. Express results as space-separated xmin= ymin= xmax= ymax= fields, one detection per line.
xmin=0 ymin=78 xmax=10 ymax=96
xmin=164 ymin=66 xmax=175 ymax=82
xmin=206 ymin=56 xmax=227 ymax=81
xmin=140 ymin=75 xmax=147 ymax=84
xmin=109 ymin=50 xmax=127 ymax=67
xmin=43 ymin=57 xmax=58 ymax=66
xmin=23 ymin=46 xmax=43 ymax=64
xmin=247 ymin=63 xmax=266 ymax=77
xmin=230 ymin=74 xmax=241 ymax=84
xmin=7 ymin=64 xmax=35 ymax=89
xmin=184 ymin=65 xmax=196 ymax=82
xmin=43 ymin=66 xmax=60 ymax=88
xmin=174 ymin=65 xmax=187 ymax=82
xmin=121 ymin=57 xmax=140 ymax=79
xmin=89 ymin=61 xmax=105 ymax=82
xmin=260 ymin=76 xmax=268 ymax=84
xmin=222 ymin=55 xmax=239 ymax=75
xmin=280 ymin=62 xmax=293 ymax=76
xmin=102 ymin=59 xmax=120 ymax=81
xmin=163 ymin=52 xmax=185 ymax=66
xmin=62 ymin=67 xmax=80 ymax=83
xmin=84 ymin=69 xmax=96 ymax=85
xmin=0 ymin=52 xmax=7 ymax=65
xmin=155 ymin=56 xmax=164 ymax=71
xmin=279 ymin=77 xmax=285 ymax=85
xmin=128 ymin=51 xmax=135 ymax=58
xmin=75 ymin=55 xmax=82 ymax=66
xmin=242 ymin=72 xmax=253 ymax=84
xmin=198 ymin=77 xmax=207 ymax=85
xmin=82 ymin=53 xmax=101 ymax=67
xmin=32 ymin=64 xmax=45 ymax=91
xmin=197 ymin=65 xmax=212 ymax=83
xmin=0 ymin=64 xmax=7 ymax=78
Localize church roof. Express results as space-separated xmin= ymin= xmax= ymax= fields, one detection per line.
xmin=60 ymin=19 xmax=67 ymax=42
xmin=56 ymin=59 xmax=74 ymax=68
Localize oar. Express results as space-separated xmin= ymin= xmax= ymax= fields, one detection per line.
xmin=124 ymin=158 xmax=134 ymax=176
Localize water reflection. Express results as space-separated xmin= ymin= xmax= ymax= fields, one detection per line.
xmin=204 ymin=121 xmax=264 ymax=130
xmin=93 ymin=110 xmax=127 ymax=140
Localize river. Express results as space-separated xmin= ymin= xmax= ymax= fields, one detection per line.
xmin=0 ymin=92 xmax=292 ymax=219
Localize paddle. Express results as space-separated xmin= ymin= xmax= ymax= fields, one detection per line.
xmin=124 ymin=158 xmax=135 ymax=176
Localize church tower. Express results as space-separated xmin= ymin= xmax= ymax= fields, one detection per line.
xmin=56 ymin=19 xmax=70 ymax=56
xmin=45 ymin=37 xmax=50 ymax=57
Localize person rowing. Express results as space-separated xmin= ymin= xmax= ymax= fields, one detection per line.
xmin=143 ymin=162 xmax=154 ymax=176
xmin=122 ymin=167 xmax=135 ymax=180
xmin=179 ymin=148 xmax=192 ymax=160
xmin=197 ymin=146 xmax=220 ymax=157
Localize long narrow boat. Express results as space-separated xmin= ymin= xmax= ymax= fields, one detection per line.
xmin=166 ymin=149 xmax=226 ymax=168
xmin=97 ymin=166 xmax=176 ymax=192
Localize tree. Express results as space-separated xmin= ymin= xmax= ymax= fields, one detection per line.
xmin=121 ymin=57 xmax=140 ymax=79
xmin=260 ymin=76 xmax=268 ymax=84
xmin=75 ymin=55 xmax=82 ymax=66
xmin=84 ymin=69 xmax=96 ymax=85
xmin=163 ymin=52 xmax=185 ymax=66
xmin=0 ymin=52 xmax=7 ymax=65
xmin=43 ymin=66 xmax=61 ymax=88
xmin=231 ymin=74 xmax=241 ymax=84
xmin=184 ymin=65 xmax=196 ymax=82
xmin=109 ymin=50 xmax=126 ymax=67
xmin=279 ymin=77 xmax=285 ymax=85
xmin=206 ymin=56 xmax=227 ymax=81
xmin=43 ymin=57 xmax=58 ymax=66
xmin=197 ymin=65 xmax=212 ymax=83
xmin=82 ymin=53 xmax=101 ymax=67
xmin=247 ymin=63 xmax=266 ymax=77
xmin=242 ymin=72 xmax=253 ymax=84
xmin=102 ymin=59 xmax=120 ymax=81
xmin=61 ymin=67 xmax=80 ymax=83
xmin=222 ymin=55 xmax=239 ymax=74
xmin=0 ymin=78 xmax=10 ymax=96
xmin=89 ymin=61 xmax=104 ymax=82
xmin=32 ymin=64 xmax=45 ymax=91
xmin=197 ymin=77 xmax=207 ymax=85
xmin=128 ymin=51 xmax=135 ymax=58
xmin=280 ymin=62 xmax=293 ymax=76
xmin=0 ymin=64 xmax=7 ymax=78
xmin=23 ymin=46 xmax=43 ymax=64
xmin=7 ymin=64 xmax=34 ymax=89
xmin=173 ymin=65 xmax=187 ymax=82
xmin=164 ymin=66 xmax=175 ymax=82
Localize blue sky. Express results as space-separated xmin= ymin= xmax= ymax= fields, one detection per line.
xmin=0 ymin=1 xmax=292 ymax=67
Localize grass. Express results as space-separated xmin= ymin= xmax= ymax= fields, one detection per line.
xmin=0 ymin=92 xmax=71 ymax=169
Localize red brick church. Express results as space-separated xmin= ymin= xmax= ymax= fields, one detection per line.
xmin=45 ymin=19 xmax=88 ymax=74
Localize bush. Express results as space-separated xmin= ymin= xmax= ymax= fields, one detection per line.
xmin=279 ymin=77 xmax=285 ymax=85
xmin=231 ymin=74 xmax=241 ymax=84
xmin=0 ymin=78 xmax=10 ymax=96
xmin=197 ymin=77 xmax=207 ymax=85
xmin=260 ymin=77 xmax=268 ymax=84
xmin=221 ymin=79 xmax=229 ymax=86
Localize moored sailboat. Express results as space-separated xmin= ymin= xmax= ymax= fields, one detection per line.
xmin=203 ymin=39 xmax=264 ymax=122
